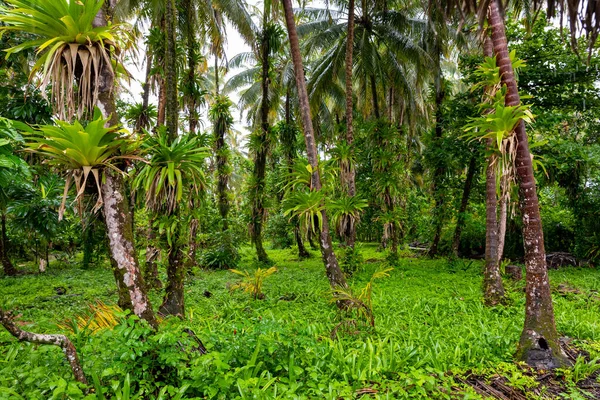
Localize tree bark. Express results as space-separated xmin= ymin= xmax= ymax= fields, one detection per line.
xmin=214 ymin=98 xmax=231 ymax=231
xmin=0 ymin=309 xmax=87 ymax=384
xmin=370 ymin=75 xmax=380 ymax=119
xmin=482 ymin=35 xmax=506 ymax=306
xmin=282 ymin=0 xmax=348 ymax=289
xmin=0 ymin=212 xmax=15 ymax=276
xmin=452 ymin=156 xmax=477 ymax=256
xmin=341 ymin=0 xmax=357 ymax=248
xmin=136 ymin=49 xmax=153 ymax=132
xmin=484 ymin=141 xmax=506 ymax=305
xmin=160 ymin=243 xmax=185 ymax=317
xmin=497 ymin=174 xmax=509 ymax=263
xmin=488 ymin=0 xmax=569 ymax=368
xmin=251 ymin=12 xmax=271 ymax=264
xmin=144 ymin=221 xmax=162 ymax=289
xmin=165 ymin=0 xmax=178 ymax=141
xmin=95 ymin=3 xmax=158 ymax=329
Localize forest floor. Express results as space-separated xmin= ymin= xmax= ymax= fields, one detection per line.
xmin=1 ymin=244 xmax=600 ymax=399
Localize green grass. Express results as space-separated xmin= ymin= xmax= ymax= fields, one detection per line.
xmin=1 ymin=245 xmax=600 ymax=399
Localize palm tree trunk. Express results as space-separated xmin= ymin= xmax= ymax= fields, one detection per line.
xmin=136 ymin=49 xmax=153 ymax=132
xmin=484 ymin=140 xmax=506 ymax=305
xmin=488 ymin=0 xmax=568 ymax=368
xmin=165 ymin=0 xmax=178 ymax=141
xmin=93 ymin=3 xmax=157 ymax=328
xmin=251 ymin=15 xmax=271 ymax=264
xmin=497 ymin=175 xmax=509 ymax=262
xmin=0 ymin=211 xmax=15 ymax=276
xmin=452 ymin=156 xmax=477 ymax=256
xmin=370 ymin=75 xmax=380 ymax=119
xmin=282 ymin=0 xmax=348 ymax=289
xmin=341 ymin=0 xmax=357 ymax=248
xmin=428 ymin=50 xmax=445 ymax=258
xmin=157 ymin=81 xmax=166 ymax=127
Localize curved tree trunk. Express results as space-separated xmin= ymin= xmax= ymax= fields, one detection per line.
xmin=1 ymin=309 xmax=87 ymax=384
xmin=282 ymin=0 xmax=347 ymax=289
xmin=95 ymin=2 xmax=157 ymax=329
xmin=341 ymin=0 xmax=357 ymax=248
xmin=452 ymin=156 xmax=477 ymax=256
xmin=0 ymin=212 xmax=15 ymax=276
xmin=488 ymin=0 xmax=569 ymax=369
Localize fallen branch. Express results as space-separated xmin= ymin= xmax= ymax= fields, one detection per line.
xmin=0 ymin=309 xmax=87 ymax=385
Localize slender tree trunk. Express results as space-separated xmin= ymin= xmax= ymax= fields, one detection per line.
xmin=102 ymin=170 xmax=157 ymax=328
xmin=0 ymin=212 xmax=15 ymax=276
xmin=429 ymin=49 xmax=445 ymax=257
xmin=497 ymin=175 xmax=509 ymax=262
xmin=165 ymin=0 xmax=178 ymax=142
xmin=214 ymin=98 xmax=231 ymax=231
xmin=482 ymin=35 xmax=506 ymax=306
xmin=341 ymin=0 xmax=357 ymax=248
xmin=95 ymin=3 xmax=157 ymax=329
xmin=488 ymin=0 xmax=569 ymax=368
xmin=160 ymin=243 xmax=185 ymax=317
xmin=484 ymin=140 xmax=506 ymax=305
xmin=157 ymin=81 xmax=166 ymax=127
xmin=136 ymin=50 xmax=153 ymax=132
xmin=370 ymin=75 xmax=380 ymax=119
xmin=144 ymin=221 xmax=162 ymax=289
xmin=251 ymin=14 xmax=271 ymax=264
xmin=452 ymin=156 xmax=477 ymax=256
xmin=282 ymin=0 xmax=348 ymax=289
xmin=284 ymin=89 xmax=309 ymax=258
xmin=0 ymin=309 xmax=87 ymax=384
xmin=159 ymin=0 xmax=186 ymax=318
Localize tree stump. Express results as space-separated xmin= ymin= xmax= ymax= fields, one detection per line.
xmin=506 ymin=265 xmax=522 ymax=281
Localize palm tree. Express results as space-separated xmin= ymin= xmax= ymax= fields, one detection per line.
xmin=281 ymin=0 xmax=347 ymax=289
xmin=435 ymin=0 xmax=600 ymax=368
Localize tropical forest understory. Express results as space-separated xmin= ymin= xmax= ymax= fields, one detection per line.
xmin=1 ymin=0 xmax=600 ymax=398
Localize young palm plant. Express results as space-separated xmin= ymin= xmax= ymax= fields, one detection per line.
xmin=0 ymin=0 xmax=129 ymax=120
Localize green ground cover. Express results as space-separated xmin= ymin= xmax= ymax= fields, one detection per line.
xmin=1 ymin=245 xmax=600 ymax=399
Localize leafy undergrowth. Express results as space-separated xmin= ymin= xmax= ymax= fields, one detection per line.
xmin=1 ymin=244 xmax=600 ymax=399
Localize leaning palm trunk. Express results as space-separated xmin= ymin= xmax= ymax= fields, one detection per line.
xmin=94 ymin=3 xmax=157 ymax=329
xmin=282 ymin=0 xmax=347 ymax=289
xmin=488 ymin=0 xmax=568 ymax=368
xmin=341 ymin=0 xmax=357 ymax=248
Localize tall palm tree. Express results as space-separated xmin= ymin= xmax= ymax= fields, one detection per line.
xmin=435 ymin=0 xmax=600 ymax=368
xmin=281 ymin=0 xmax=347 ymax=289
